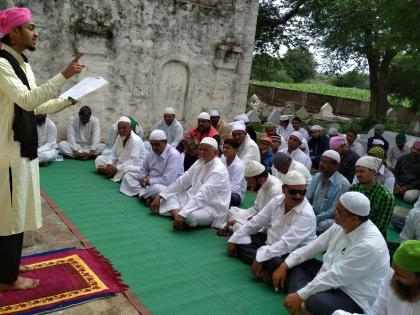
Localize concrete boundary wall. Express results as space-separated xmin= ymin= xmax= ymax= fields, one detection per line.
xmin=248 ymin=84 xmax=414 ymax=123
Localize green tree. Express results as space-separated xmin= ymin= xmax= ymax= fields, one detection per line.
xmin=251 ymin=53 xmax=293 ymax=82
xmin=332 ymin=71 xmax=369 ymax=90
xmin=254 ymin=0 xmax=305 ymax=53
xmin=295 ymin=0 xmax=420 ymax=116
xmin=257 ymin=0 xmax=420 ymax=117
xmin=282 ymin=48 xmax=316 ymax=82
xmin=389 ymin=52 xmax=420 ymax=110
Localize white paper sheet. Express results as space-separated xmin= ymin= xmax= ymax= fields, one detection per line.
xmin=59 ymin=76 xmax=109 ymax=100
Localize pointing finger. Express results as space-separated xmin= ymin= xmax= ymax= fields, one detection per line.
xmin=72 ymin=52 xmax=84 ymax=63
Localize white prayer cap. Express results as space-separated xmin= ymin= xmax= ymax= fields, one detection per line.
xmin=339 ymin=191 xmax=370 ymax=216
xmin=244 ymin=160 xmax=265 ymax=177
xmin=284 ymin=170 xmax=306 ymax=185
xmin=328 ymin=127 xmax=339 ymax=136
xmin=198 ymin=112 xmax=210 ymax=120
xmin=310 ymin=125 xmax=322 ymax=131
xmin=280 ymin=115 xmax=289 ymax=121
xmin=372 ymin=139 xmax=385 ymax=146
xmin=118 ymin=116 xmax=131 ymax=124
xmin=356 ymin=156 xmax=382 ymax=171
xmin=230 ymin=121 xmax=246 ymax=132
xmin=234 ymin=113 xmax=249 ymax=123
xmin=289 ymin=131 xmax=303 ymax=142
xmin=322 ymin=150 xmax=341 ymax=163
xmin=200 ymin=137 xmax=218 ymax=150
xmin=150 ymin=129 xmax=167 ymax=141
xmin=164 ymin=107 xmax=176 ymax=115
xmin=209 ymin=109 xmax=221 ymax=117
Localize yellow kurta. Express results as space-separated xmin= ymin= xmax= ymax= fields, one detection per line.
xmin=0 ymin=44 xmax=73 ymax=236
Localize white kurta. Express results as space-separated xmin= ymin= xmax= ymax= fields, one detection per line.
xmin=272 ymin=159 xmax=312 ymax=185
xmin=277 ymin=124 xmax=293 ymax=140
xmin=285 ymin=221 xmax=390 ymax=313
xmin=332 ymin=270 xmax=420 ymax=315
xmin=281 ymin=147 xmax=312 ymax=170
xmin=349 ymin=140 xmax=365 ymax=157
xmin=159 ymin=157 xmax=231 ymax=228
xmin=37 ymin=117 xmax=58 ymax=163
xmin=229 ymin=174 xmax=283 ymax=230
xmin=95 ymin=131 xmax=145 ymax=182
xmin=237 ymin=134 xmax=261 ymax=164
xmin=221 ymin=155 xmax=247 ymax=202
xmin=229 ymin=195 xmax=316 ymax=262
xmin=58 ymin=115 xmax=106 ymax=156
xmin=154 ymin=119 xmax=184 ymax=147
xmin=120 ymin=144 xmax=183 ymax=197
xmin=0 ymin=44 xmax=73 ymax=235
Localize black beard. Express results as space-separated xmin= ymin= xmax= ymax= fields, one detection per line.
xmin=390 ymin=277 xmax=420 ymax=303
xmin=27 ymin=45 xmax=36 ymax=52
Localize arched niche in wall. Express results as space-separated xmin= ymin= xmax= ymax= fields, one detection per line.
xmin=158 ymin=60 xmax=190 ymax=122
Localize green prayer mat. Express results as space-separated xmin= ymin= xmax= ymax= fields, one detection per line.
xmin=40 ymin=160 xmax=288 ymax=314
xmin=40 ymin=160 xmax=400 ymax=313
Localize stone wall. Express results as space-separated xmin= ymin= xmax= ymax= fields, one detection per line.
xmin=1 ymin=0 xmax=258 ymax=139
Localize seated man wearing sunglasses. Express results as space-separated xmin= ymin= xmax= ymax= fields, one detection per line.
xmin=227 ymin=170 xmax=316 ymax=282
xmin=306 ymin=150 xmax=350 ymax=235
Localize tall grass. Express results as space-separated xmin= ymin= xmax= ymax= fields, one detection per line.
xmin=251 ymin=80 xmax=371 ymax=102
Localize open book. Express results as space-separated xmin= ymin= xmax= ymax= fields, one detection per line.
xmin=59 ymin=76 xmax=109 ymax=100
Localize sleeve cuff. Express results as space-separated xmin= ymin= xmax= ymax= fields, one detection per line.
xmin=50 ymin=73 xmax=67 ymax=87
xmin=284 ymin=256 xmax=297 ymax=269
xmin=255 ymin=245 xmax=271 ymax=262
xmin=228 ymin=234 xmax=251 ymax=245
xmin=297 ymin=286 xmax=311 ymax=300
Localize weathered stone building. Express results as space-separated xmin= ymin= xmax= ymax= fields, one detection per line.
xmin=1 ymin=0 xmax=258 ymax=139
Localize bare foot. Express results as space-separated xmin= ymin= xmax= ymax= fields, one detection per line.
xmin=172 ymin=216 xmax=184 ymax=230
xmin=0 ymin=277 xmax=39 ymax=291
xmin=19 ymin=265 xmax=33 ymax=272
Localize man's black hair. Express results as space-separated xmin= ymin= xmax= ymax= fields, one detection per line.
xmin=292 ymin=116 xmax=302 ymax=122
xmin=223 ymin=138 xmax=239 ymax=149
xmin=78 ymin=106 xmax=92 ymax=116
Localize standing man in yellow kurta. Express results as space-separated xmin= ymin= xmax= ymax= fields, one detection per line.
xmin=0 ymin=7 xmax=84 ymax=291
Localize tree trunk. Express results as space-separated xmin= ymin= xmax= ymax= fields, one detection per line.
xmin=367 ymin=49 xmax=397 ymax=117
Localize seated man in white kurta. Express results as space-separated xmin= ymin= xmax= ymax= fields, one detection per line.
xmin=120 ymin=130 xmax=183 ymax=203
xmin=95 ymin=116 xmax=145 ymax=182
xmin=228 ymin=171 xmax=316 ymax=282
xmin=150 ymin=137 xmax=231 ymax=230
xmin=231 ymin=121 xmax=261 ymax=164
xmin=58 ymin=105 xmax=106 ymax=159
xmin=227 ymin=160 xmax=283 ymax=232
xmin=280 ymin=131 xmax=312 ymax=170
xmin=35 ymin=114 xmax=58 ymax=164
xmin=153 ymin=107 xmax=184 ymax=148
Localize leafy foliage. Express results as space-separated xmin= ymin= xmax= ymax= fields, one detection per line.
xmin=282 ymin=48 xmax=316 ymax=82
xmin=389 ymin=52 xmax=420 ymax=111
xmin=250 ymin=53 xmax=293 ymax=82
xmin=330 ymin=71 xmax=369 ymax=90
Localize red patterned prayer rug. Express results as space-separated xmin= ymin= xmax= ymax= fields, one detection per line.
xmin=0 ymin=248 xmax=128 ymax=315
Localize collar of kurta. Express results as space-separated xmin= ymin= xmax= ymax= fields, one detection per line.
xmin=282 ymin=195 xmax=307 ymax=214
xmin=1 ymin=43 xmax=27 ymax=65
xmin=158 ymin=143 xmax=170 ymax=159
xmin=344 ymin=220 xmax=370 ymax=243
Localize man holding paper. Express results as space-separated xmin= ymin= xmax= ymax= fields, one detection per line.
xmin=0 ymin=6 xmax=84 ymax=291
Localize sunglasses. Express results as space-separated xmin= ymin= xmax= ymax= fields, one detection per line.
xmin=287 ymin=188 xmax=306 ymax=196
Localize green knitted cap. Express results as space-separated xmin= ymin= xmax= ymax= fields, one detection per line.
xmin=393 ymin=240 xmax=420 ymax=272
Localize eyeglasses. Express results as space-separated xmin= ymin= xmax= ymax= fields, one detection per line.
xmin=287 ymin=188 xmax=306 ymax=196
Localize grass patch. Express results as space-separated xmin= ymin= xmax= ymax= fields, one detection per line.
xmin=251 ymin=80 xmax=371 ymax=102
